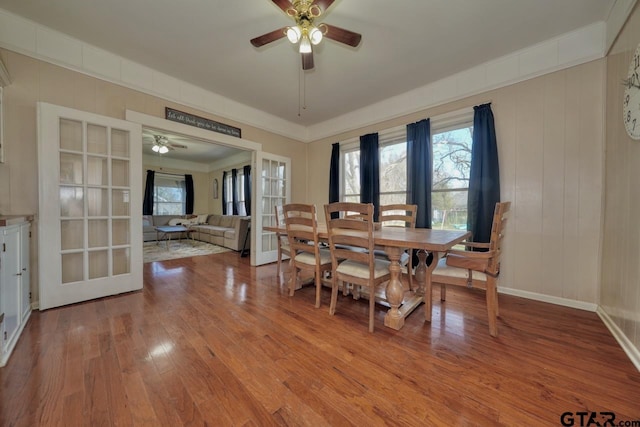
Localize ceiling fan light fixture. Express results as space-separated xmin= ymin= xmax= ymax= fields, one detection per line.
xmin=152 ymin=144 xmax=160 ymax=153
xmin=159 ymin=145 xmax=169 ymax=154
xmin=309 ymin=26 xmax=322 ymax=45
xmin=286 ymin=26 xmax=301 ymax=43
xmin=299 ymin=35 xmax=312 ymax=53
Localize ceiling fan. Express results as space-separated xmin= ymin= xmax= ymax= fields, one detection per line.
xmin=143 ymin=134 xmax=188 ymax=154
xmin=250 ymin=0 xmax=362 ymax=70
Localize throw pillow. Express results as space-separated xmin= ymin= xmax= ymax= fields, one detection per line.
xmin=197 ymin=214 xmax=208 ymax=224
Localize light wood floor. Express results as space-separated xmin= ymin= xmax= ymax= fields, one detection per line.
xmin=2 ymin=252 xmax=639 ymax=426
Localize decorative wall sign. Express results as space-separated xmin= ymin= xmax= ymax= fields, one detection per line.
xmin=165 ymin=107 xmax=241 ymax=138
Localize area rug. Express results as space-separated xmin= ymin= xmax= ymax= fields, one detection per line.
xmin=143 ymin=240 xmax=231 ymax=263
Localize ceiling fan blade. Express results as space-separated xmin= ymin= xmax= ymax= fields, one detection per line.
xmin=271 ymin=0 xmax=291 ymax=12
xmin=302 ymin=52 xmax=314 ymax=70
xmin=169 ymin=143 xmax=188 ymax=149
xmin=314 ymin=0 xmax=336 ymax=13
xmin=323 ymin=24 xmax=362 ymax=47
xmin=250 ymin=27 xmax=287 ymax=47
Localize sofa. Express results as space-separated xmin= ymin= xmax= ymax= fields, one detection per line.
xmin=189 ymin=214 xmax=250 ymax=251
xmin=143 ymin=214 xmax=250 ymax=252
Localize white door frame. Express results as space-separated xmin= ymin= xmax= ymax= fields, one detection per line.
xmin=124 ymin=111 xmax=269 ymax=264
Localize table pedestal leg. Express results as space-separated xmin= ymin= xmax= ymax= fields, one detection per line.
xmin=414 ymin=250 xmax=427 ymax=296
xmin=423 ymin=251 xmax=440 ymax=323
xmin=384 ymin=246 xmax=405 ymax=330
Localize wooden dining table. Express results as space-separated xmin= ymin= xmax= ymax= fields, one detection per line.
xmin=264 ymin=224 xmax=471 ymax=330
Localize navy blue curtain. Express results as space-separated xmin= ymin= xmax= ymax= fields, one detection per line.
xmin=243 ymin=164 xmax=251 ymax=216
xmin=468 ymin=103 xmax=500 ymax=244
xmin=222 ymin=171 xmax=228 ymax=215
xmin=231 ymin=168 xmax=239 ymax=215
xmin=359 ymin=133 xmax=380 ymax=221
xmin=329 ymin=142 xmax=340 ymax=219
xmin=407 ymin=119 xmax=432 ymax=229
xmin=185 ymin=174 xmax=194 ymax=215
xmin=143 ymin=170 xmax=155 ymax=215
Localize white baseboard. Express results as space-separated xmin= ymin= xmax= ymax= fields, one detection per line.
xmin=31 ymin=301 xmax=39 ymax=310
xmin=596 ymin=307 xmax=640 ymax=372
xmin=498 ymin=286 xmax=598 ymax=312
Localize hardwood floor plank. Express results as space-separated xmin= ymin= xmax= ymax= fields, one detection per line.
xmin=2 ymin=253 xmax=640 ymax=426
xmin=83 ymin=356 xmax=112 ymax=427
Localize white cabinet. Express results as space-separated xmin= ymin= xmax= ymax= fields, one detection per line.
xmin=0 ymin=218 xmax=31 ymax=367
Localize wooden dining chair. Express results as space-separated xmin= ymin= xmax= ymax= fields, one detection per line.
xmin=283 ymin=203 xmax=332 ymax=308
xmin=432 ymin=201 xmax=511 ymax=337
xmin=324 ymin=202 xmax=391 ymax=332
xmin=274 ymin=205 xmax=291 ymax=278
xmin=379 ymin=204 xmax=417 ymax=290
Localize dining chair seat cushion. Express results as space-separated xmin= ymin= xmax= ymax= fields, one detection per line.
xmin=434 ymin=257 xmax=487 ymax=281
xmin=294 ymin=248 xmax=332 ymax=266
xmin=336 ymin=258 xmax=391 ymax=279
xmin=281 ymin=244 xmax=291 ymax=253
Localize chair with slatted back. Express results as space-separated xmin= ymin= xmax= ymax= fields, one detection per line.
xmin=284 ymin=203 xmax=332 ymax=308
xmin=274 ymin=205 xmax=291 ymax=279
xmin=324 ymin=202 xmax=391 ymax=332
xmin=432 ymin=201 xmax=511 ymax=337
xmin=379 ymin=204 xmax=417 ymax=290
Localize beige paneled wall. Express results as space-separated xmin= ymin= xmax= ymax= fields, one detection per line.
xmin=602 ymin=4 xmax=640 ymax=362
xmin=308 ymin=60 xmax=605 ymax=305
xmin=141 ymin=165 xmax=210 ymax=215
xmin=0 ymin=48 xmax=307 ymax=304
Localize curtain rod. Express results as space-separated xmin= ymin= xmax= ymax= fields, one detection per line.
xmin=148 ymin=169 xmax=188 ymax=178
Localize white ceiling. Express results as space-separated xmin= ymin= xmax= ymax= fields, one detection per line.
xmin=0 ymin=0 xmax=615 ymax=131
xmin=142 ymin=128 xmax=246 ymax=164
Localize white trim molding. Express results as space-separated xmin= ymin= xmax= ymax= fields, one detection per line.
xmin=498 ymin=286 xmax=598 ymax=312
xmin=597 ymin=307 xmax=640 ymax=372
xmin=0 ymin=7 xmax=615 ymax=143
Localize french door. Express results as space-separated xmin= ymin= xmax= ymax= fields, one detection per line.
xmin=252 ymin=151 xmax=290 ymax=266
xmin=38 ymin=103 xmax=142 ymax=310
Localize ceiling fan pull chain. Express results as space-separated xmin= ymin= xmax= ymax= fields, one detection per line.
xmin=298 ymin=64 xmax=301 ymax=117
xmin=303 ymin=69 xmax=307 ymax=111
xmin=297 ymin=66 xmax=307 ymax=117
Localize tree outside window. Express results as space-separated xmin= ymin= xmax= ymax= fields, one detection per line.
xmin=339 ymin=119 xmax=473 ymax=231
xmin=431 ymin=126 xmax=472 ymax=230
xmin=153 ymin=173 xmax=186 ymax=215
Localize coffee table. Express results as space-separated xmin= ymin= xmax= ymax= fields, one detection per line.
xmin=155 ymin=225 xmax=190 ymax=249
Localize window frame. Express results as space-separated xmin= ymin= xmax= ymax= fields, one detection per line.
xmin=337 ymin=108 xmax=474 ymax=230
xmin=223 ymin=167 xmax=248 ymax=216
xmin=430 ymin=109 xmax=474 ymax=230
xmin=153 ymin=172 xmax=187 ymax=215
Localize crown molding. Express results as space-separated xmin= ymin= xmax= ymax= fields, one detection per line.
xmin=0 ymin=7 xmax=622 ymax=143
xmin=0 ymin=8 xmax=308 ymax=141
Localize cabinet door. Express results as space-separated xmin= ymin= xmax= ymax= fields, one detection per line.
xmin=1 ymin=226 xmax=21 ymax=349
xmin=20 ymin=223 xmax=30 ymax=321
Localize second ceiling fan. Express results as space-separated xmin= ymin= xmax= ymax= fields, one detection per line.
xmin=251 ymin=0 xmax=362 ymax=70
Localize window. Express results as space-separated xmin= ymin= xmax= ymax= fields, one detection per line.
xmin=379 ymin=128 xmax=407 ymax=206
xmin=431 ymin=124 xmax=472 ymax=230
xmin=342 ymin=147 xmax=360 ymax=203
xmin=153 ymin=173 xmax=186 ymax=215
xmin=339 ymin=109 xmax=473 ymax=230
xmin=223 ymin=168 xmax=248 ymax=215
xmin=224 ymin=172 xmax=233 ymax=214
xmin=237 ymin=171 xmax=247 ymax=216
